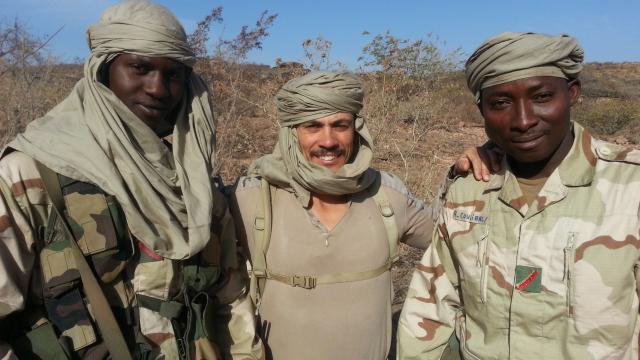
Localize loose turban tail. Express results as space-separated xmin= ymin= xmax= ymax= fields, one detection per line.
xmin=249 ymin=71 xmax=376 ymax=206
xmin=465 ymin=32 xmax=584 ymax=102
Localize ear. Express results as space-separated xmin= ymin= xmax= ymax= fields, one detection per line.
xmin=568 ymin=79 xmax=581 ymax=106
xmin=476 ymin=91 xmax=485 ymax=116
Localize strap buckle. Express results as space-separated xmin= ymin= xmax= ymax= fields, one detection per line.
xmin=291 ymin=275 xmax=316 ymax=289
xmin=378 ymin=203 xmax=394 ymax=217
xmin=252 ymin=269 xmax=267 ymax=278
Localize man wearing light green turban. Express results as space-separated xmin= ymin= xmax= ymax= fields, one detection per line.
xmin=0 ymin=1 xmax=261 ymax=359
xmin=398 ymin=32 xmax=640 ymax=359
xmin=230 ymin=71 xmax=492 ymax=360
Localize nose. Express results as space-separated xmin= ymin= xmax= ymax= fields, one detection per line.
xmin=512 ymin=99 xmax=538 ymax=132
xmin=144 ymin=71 xmax=170 ymax=100
xmin=318 ymin=127 xmax=339 ymax=149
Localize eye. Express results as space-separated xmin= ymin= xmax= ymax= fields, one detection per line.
xmin=489 ymin=99 xmax=511 ymax=110
xmin=533 ymin=91 xmax=554 ymax=102
xmin=298 ymin=123 xmax=322 ymax=132
xmin=333 ymin=122 xmax=352 ymax=131
xmin=130 ymin=63 xmax=151 ymax=74
xmin=166 ymin=67 xmax=187 ymax=81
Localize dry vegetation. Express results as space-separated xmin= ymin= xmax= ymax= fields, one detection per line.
xmin=1 ymin=10 xmax=639 ymax=357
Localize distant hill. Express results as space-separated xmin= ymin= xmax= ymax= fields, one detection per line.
xmin=581 ymin=62 xmax=640 ymax=99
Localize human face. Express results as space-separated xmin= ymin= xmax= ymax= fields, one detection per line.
xmin=480 ymin=76 xmax=581 ymax=168
xmin=107 ymin=53 xmax=188 ymax=134
xmin=296 ymin=112 xmax=355 ymax=173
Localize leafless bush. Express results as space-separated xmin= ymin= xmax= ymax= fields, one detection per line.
xmin=0 ymin=19 xmax=70 ymax=148
xmin=301 ymin=35 xmax=346 ymax=71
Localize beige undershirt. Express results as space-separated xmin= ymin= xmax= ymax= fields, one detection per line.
xmin=516 ymin=176 xmax=548 ymax=206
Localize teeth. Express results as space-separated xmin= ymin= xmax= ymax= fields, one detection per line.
xmin=319 ymin=155 xmax=336 ymax=161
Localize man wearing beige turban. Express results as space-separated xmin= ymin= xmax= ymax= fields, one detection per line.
xmin=0 ymin=1 xmax=261 ymax=359
xmin=398 ymin=32 xmax=640 ymax=359
xmin=229 ymin=71 xmax=493 ymax=360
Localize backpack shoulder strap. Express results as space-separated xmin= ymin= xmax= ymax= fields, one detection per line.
xmin=370 ymin=171 xmax=399 ymax=263
xmin=249 ymin=178 xmax=272 ymax=306
xmin=257 ymin=171 xmax=401 ymax=290
xmin=35 ymin=161 xmax=133 ymax=360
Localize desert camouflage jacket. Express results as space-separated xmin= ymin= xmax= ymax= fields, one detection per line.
xmin=398 ymin=122 xmax=640 ymax=360
xmin=0 ymin=151 xmax=262 ymax=360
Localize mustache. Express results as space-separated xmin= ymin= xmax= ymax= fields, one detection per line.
xmin=311 ymin=148 xmax=344 ymax=157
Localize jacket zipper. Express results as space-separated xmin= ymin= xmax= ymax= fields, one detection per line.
xmin=564 ymin=232 xmax=577 ymax=317
xmin=477 ymin=228 xmax=489 ymax=304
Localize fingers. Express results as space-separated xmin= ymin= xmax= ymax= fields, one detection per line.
xmin=453 ymin=145 xmax=501 ymax=182
xmin=453 ymin=156 xmax=471 ymax=175
xmin=470 ymin=146 xmax=492 ymax=181
xmin=487 ymin=147 xmax=503 ymax=173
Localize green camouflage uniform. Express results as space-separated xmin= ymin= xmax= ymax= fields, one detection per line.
xmin=397 ymin=122 xmax=640 ymax=359
xmin=0 ymin=151 xmax=262 ymax=359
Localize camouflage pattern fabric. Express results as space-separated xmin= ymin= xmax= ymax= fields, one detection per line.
xmin=397 ymin=122 xmax=640 ymax=359
xmin=0 ymin=151 xmax=263 ymax=359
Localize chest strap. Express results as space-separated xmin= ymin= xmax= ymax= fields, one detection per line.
xmin=259 ymin=258 xmax=394 ymax=290
xmin=136 ymin=294 xmax=185 ymax=319
xmin=250 ymin=172 xmax=399 ymax=298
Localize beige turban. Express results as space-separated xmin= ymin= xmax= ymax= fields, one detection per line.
xmin=465 ymin=32 xmax=584 ymax=102
xmin=9 ymin=0 xmax=218 ymax=259
xmin=249 ymin=72 xmax=376 ymax=206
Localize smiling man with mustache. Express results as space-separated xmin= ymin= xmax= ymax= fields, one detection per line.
xmin=398 ymin=32 xmax=640 ymax=359
xmin=229 ymin=71 xmax=494 ymax=360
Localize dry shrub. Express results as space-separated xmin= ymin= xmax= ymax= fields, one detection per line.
xmin=0 ymin=20 xmax=79 ymax=147
xmin=573 ymin=97 xmax=640 ymax=141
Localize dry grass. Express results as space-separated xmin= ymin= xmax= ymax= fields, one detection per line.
xmin=1 ymin=23 xmax=639 ymax=358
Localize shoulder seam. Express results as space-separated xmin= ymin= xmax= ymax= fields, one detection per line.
xmin=378 ymin=170 xmax=428 ymax=211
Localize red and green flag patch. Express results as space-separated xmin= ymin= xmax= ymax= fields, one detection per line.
xmin=515 ymin=265 xmax=542 ymax=293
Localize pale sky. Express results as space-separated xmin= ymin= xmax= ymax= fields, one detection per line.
xmin=2 ymin=0 xmax=639 ymax=67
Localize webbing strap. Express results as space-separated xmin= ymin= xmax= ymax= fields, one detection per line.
xmin=260 ymin=258 xmax=394 ymax=290
xmin=136 ymin=294 xmax=185 ymax=319
xmin=249 ymin=172 xmax=399 ymax=293
xmin=250 ymin=178 xmax=272 ymax=305
xmin=36 ymin=161 xmax=133 ymax=360
xmin=371 ymin=183 xmax=400 ymax=263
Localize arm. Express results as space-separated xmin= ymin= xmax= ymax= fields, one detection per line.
xmin=208 ymin=191 xmax=263 ymax=360
xmin=397 ymin=212 xmax=461 ymax=360
xmin=400 ymin=144 xmax=499 ymax=249
xmin=0 ymin=174 xmax=39 ymax=359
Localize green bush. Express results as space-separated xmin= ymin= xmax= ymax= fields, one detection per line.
xmin=573 ymin=98 xmax=640 ymax=136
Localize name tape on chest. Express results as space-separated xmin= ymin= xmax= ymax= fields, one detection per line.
xmin=452 ymin=210 xmax=488 ymax=224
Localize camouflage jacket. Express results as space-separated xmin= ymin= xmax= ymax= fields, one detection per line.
xmin=0 ymin=151 xmax=262 ymax=360
xmin=397 ymin=122 xmax=640 ymax=360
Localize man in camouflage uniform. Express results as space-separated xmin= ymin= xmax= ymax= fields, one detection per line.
xmin=229 ymin=71 xmax=492 ymax=360
xmin=0 ymin=1 xmax=261 ymax=359
xmin=397 ymin=32 xmax=640 ymax=359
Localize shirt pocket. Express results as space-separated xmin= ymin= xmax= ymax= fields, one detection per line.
xmin=445 ymin=208 xmax=491 ymax=305
xmin=564 ymin=215 xmax=639 ymax=334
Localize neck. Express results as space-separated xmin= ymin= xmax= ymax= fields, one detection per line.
xmin=510 ymin=131 xmax=574 ymax=179
xmin=311 ymin=192 xmax=348 ymax=206
xmin=309 ymin=192 xmax=349 ymax=231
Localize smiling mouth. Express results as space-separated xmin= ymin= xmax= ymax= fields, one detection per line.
xmin=136 ymin=103 xmax=169 ymax=117
xmin=312 ymin=150 xmax=344 ymax=165
xmin=511 ymin=133 xmax=545 ymax=150
xmin=319 ymin=154 xmax=338 ymax=161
